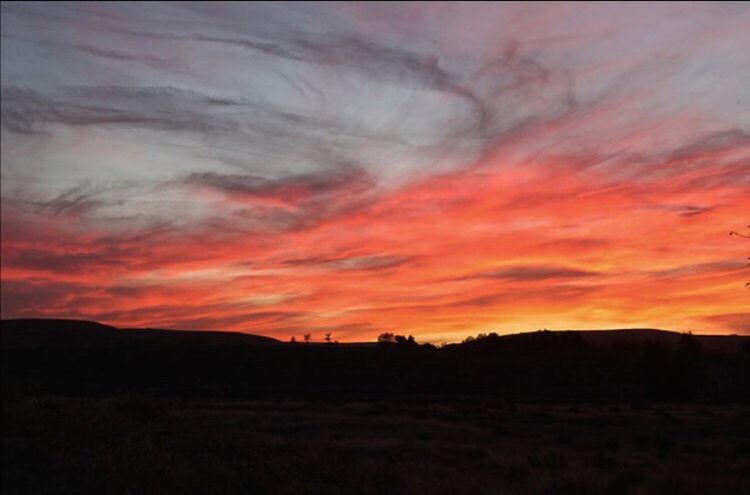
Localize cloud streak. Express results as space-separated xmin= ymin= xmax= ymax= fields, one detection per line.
xmin=2 ymin=2 xmax=749 ymax=340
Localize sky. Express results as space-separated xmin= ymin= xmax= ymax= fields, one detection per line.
xmin=1 ymin=2 xmax=749 ymax=342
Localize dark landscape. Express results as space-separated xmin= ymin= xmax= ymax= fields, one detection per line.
xmin=2 ymin=3 xmax=749 ymax=494
xmin=3 ymin=319 xmax=749 ymax=494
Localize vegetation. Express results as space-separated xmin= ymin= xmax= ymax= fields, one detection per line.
xmin=2 ymin=319 xmax=749 ymax=494
xmin=4 ymin=395 xmax=749 ymax=494
xmin=377 ymin=333 xmax=417 ymax=345
xmin=2 ymin=321 xmax=749 ymax=402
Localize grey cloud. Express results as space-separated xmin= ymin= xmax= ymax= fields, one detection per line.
xmin=98 ymin=220 xmax=176 ymax=245
xmin=1 ymin=33 xmax=174 ymax=69
xmin=0 ymin=273 xmax=301 ymax=328
xmin=455 ymin=265 xmax=600 ymax=282
xmin=666 ymin=129 xmax=750 ymax=162
xmin=26 ymin=184 xmax=119 ymax=217
xmin=1 ymin=82 xmax=412 ymax=190
xmin=100 ymin=26 xmax=469 ymax=97
xmin=676 ymin=205 xmax=713 ymax=217
xmin=0 ymin=86 xmax=239 ymax=135
xmin=649 ymin=260 xmax=747 ymax=279
xmin=642 ymin=202 xmax=714 ymax=218
xmin=183 ymin=163 xmax=375 ymax=203
xmin=0 ymin=279 xmax=98 ymax=318
xmin=105 ymin=285 xmax=154 ymax=298
xmin=0 ymin=217 xmax=180 ymax=275
xmin=539 ymin=238 xmax=613 ymax=249
xmin=3 ymin=249 xmax=125 ymax=273
xmin=285 ymin=254 xmax=413 ymax=272
xmin=2 ymin=4 xmax=585 ymax=191
xmin=70 ymin=43 xmax=182 ymax=70
xmin=151 ymin=29 xmax=561 ymax=148
xmin=36 ymin=20 xmax=570 ymax=163
xmin=181 ymin=164 xmax=379 ymax=234
xmin=602 ymin=128 xmax=750 ymax=187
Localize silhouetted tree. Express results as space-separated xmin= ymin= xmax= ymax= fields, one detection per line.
xmin=730 ymin=226 xmax=749 ymax=289
xmin=378 ymin=333 xmax=417 ymax=345
xmin=324 ymin=332 xmax=332 ymax=344
xmin=290 ymin=336 xmax=296 ymax=344
xmin=303 ymin=333 xmax=311 ymax=343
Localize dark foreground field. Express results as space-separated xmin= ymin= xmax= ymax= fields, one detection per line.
xmin=2 ymin=319 xmax=750 ymax=494
xmin=4 ymin=395 xmax=750 ymax=495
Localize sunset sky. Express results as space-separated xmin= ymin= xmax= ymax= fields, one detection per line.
xmin=1 ymin=2 xmax=748 ymax=341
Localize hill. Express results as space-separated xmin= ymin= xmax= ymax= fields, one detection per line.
xmin=2 ymin=319 xmax=748 ymax=402
xmin=0 ymin=318 xmax=281 ymax=350
xmin=455 ymin=328 xmax=749 ymax=353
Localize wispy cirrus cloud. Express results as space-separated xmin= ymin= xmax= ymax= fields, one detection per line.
xmin=699 ymin=313 xmax=750 ymax=334
xmin=2 ymin=2 xmax=749 ymax=339
xmin=452 ymin=265 xmax=600 ymax=282
xmin=182 ymin=163 xmax=376 ymax=208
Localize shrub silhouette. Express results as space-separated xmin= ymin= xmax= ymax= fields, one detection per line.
xmin=378 ymin=333 xmax=417 ymax=345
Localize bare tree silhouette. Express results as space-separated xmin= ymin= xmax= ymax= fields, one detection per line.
xmin=730 ymin=225 xmax=749 ymax=289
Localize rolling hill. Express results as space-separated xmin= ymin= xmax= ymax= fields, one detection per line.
xmin=0 ymin=318 xmax=281 ymax=350
xmin=2 ymin=318 xmax=748 ymax=402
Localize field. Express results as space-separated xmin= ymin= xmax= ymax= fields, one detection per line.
xmin=3 ymin=320 xmax=749 ymax=494
xmin=4 ymin=394 xmax=750 ymax=495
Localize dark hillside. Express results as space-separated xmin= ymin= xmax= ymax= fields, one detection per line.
xmin=2 ymin=319 xmax=748 ymax=402
xmin=3 ymin=320 xmax=750 ymax=495
xmin=1 ymin=318 xmax=280 ymax=350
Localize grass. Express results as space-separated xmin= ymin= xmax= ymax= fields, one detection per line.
xmin=3 ymin=395 xmax=749 ymax=495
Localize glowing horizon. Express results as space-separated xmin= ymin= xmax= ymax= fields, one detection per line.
xmin=1 ymin=2 xmax=748 ymax=341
